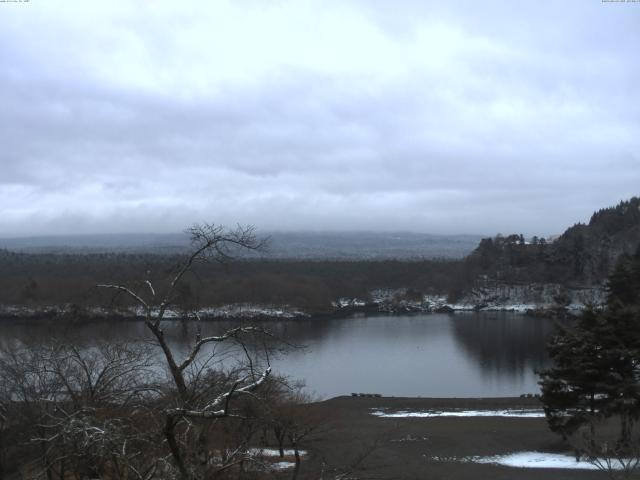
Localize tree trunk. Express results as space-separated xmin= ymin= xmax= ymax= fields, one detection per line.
xmin=195 ymin=424 xmax=208 ymax=480
xmin=149 ymin=325 xmax=188 ymax=399
xmin=164 ymin=416 xmax=191 ymax=480
xmin=291 ymin=437 xmax=301 ymax=480
xmin=620 ymin=411 xmax=631 ymax=448
xmin=39 ymin=425 xmax=53 ymax=480
xmin=274 ymin=427 xmax=285 ymax=458
xmin=58 ymin=459 xmax=65 ymax=480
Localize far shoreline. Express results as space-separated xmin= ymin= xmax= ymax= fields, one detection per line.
xmin=0 ymin=302 xmax=579 ymax=324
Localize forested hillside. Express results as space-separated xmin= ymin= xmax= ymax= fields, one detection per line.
xmin=0 ymin=250 xmax=462 ymax=313
xmin=0 ymin=197 xmax=638 ymax=314
xmin=466 ymin=197 xmax=640 ymax=287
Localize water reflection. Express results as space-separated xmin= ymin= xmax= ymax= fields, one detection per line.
xmin=0 ymin=313 xmax=560 ymax=398
xmin=449 ymin=312 xmax=558 ymax=379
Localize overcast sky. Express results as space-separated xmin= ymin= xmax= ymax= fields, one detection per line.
xmin=0 ymin=0 xmax=638 ymax=237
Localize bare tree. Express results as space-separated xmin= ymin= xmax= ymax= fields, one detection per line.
xmin=44 ymin=341 xmax=156 ymax=408
xmin=0 ymin=341 xmax=64 ymax=479
xmin=97 ymin=223 xmax=274 ymax=480
xmin=261 ymin=379 xmax=319 ymax=460
xmin=0 ymin=339 xmax=157 ymax=480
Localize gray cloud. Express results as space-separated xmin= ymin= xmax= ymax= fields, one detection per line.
xmin=0 ymin=0 xmax=638 ymax=237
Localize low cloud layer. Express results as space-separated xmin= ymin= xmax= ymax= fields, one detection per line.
xmin=1 ymin=0 xmax=638 ymax=237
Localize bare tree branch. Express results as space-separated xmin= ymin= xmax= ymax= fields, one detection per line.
xmin=177 ymin=326 xmax=270 ymax=371
xmin=92 ymin=223 xmax=274 ymax=480
xmin=167 ymin=367 xmax=271 ymax=419
xmin=96 ymin=284 xmax=149 ymax=312
xmin=144 ymin=280 xmax=156 ymax=298
xmin=156 ymin=223 xmax=266 ymax=325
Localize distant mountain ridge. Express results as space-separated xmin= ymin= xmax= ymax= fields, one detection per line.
xmin=0 ymin=231 xmax=484 ymax=260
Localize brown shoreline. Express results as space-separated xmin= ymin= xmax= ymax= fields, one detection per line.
xmin=291 ymin=396 xmax=608 ymax=479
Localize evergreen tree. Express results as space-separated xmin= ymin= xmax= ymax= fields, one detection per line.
xmin=539 ymin=308 xmax=610 ymax=438
xmin=539 ymin=245 xmax=640 ymax=444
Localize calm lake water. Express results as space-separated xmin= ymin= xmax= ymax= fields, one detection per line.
xmin=0 ymin=312 xmax=559 ymax=398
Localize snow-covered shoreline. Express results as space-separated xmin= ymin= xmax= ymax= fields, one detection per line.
xmin=0 ymin=282 xmax=604 ymax=321
xmin=335 ymin=283 xmax=604 ymax=316
xmin=0 ymin=303 xmax=310 ymax=321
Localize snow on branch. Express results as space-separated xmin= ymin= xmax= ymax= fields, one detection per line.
xmin=96 ymin=284 xmax=149 ymax=312
xmin=178 ymin=326 xmax=271 ymax=371
xmin=167 ymin=367 xmax=272 ymax=419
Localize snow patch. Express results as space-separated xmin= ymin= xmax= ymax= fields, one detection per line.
xmin=430 ymin=451 xmax=633 ymax=470
xmin=471 ymin=451 xmax=628 ymax=470
xmin=372 ymin=409 xmax=545 ymax=418
xmin=334 ymin=298 xmax=366 ymax=308
xmin=391 ymin=434 xmax=429 ymax=442
xmin=271 ymin=461 xmax=297 ymax=470
xmin=247 ymin=448 xmax=306 ymax=457
xmin=245 ymin=448 xmax=306 ymax=472
xmin=135 ymin=304 xmax=309 ymax=320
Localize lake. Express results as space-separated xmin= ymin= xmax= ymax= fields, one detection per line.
xmin=0 ymin=312 xmax=559 ymax=398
